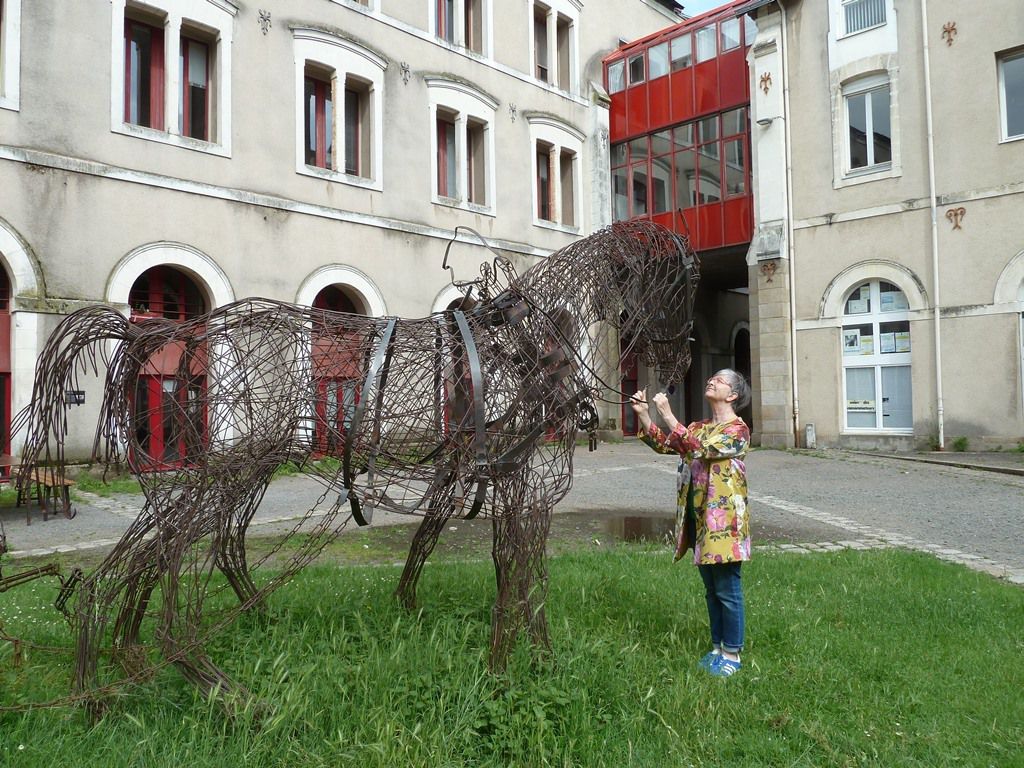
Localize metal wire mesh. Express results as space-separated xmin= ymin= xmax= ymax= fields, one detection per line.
xmin=1 ymin=220 xmax=698 ymax=710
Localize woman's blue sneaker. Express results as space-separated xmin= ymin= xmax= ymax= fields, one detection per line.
xmin=709 ymin=655 xmax=741 ymax=677
xmin=698 ymin=651 xmax=720 ymax=670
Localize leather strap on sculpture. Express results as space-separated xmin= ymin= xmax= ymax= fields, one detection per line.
xmin=453 ymin=310 xmax=489 ymax=520
xmin=345 ymin=317 xmax=397 ymax=526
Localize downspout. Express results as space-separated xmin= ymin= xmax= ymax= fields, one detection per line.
xmin=920 ymin=0 xmax=945 ymax=449
xmin=775 ymin=0 xmax=799 ymax=445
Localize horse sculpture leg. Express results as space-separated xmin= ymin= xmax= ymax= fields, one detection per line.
xmin=395 ymin=470 xmax=458 ymax=610
xmin=488 ymin=476 xmax=553 ymax=671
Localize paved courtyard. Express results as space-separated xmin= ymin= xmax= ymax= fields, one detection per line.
xmin=2 ymin=441 xmax=1023 ymax=585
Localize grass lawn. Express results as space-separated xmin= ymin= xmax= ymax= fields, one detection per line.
xmin=0 ymin=546 xmax=1021 ymax=767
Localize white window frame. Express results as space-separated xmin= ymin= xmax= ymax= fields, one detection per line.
xmin=843 ymin=75 xmax=891 ymax=174
xmin=997 ymin=48 xmax=1024 ymax=143
xmin=427 ymin=78 xmax=496 ymax=214
xmin=528 ymin=0 xmax=580 ymax=94
xmin=527 ymin=115 xmax=583 ymax=232
xmin=832 ymin=67 xmax=901 ymax=188
xmin=0 ymin=0 xmax=22 ymax=111
xmin=110 ymin=0 xmax=236 ymax=156
xmin=840 ymin=0 xmax=886 ymax=38
xmin=839 ymin=279 xmax=913 ymax=434
xmin=429 ymin=0 xmax=492 ymax=57
xmin=293 ymin=28 xmax=386 ymax=192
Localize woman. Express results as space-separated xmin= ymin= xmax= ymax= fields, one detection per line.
xmin=631 ymin=369 xmax=751 ymax=677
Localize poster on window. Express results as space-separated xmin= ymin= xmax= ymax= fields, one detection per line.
xmin=895 ymin=331 xmax=911 ymax=352
xmin=843 ymin=328 xmax=861 ymax=355
xmin=880 ymin=290 xmax=909 ymax=312
xmin=880 ymin=332 xmax=896 ymax=353
xmin=846 ymin=285 xmax=869 ymax=314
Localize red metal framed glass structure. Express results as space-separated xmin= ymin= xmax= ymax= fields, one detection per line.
xmin=604 ymin=1 xmax=755 ymax=251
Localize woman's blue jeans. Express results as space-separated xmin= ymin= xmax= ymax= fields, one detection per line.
xmin=697 ymin=562 xmax=745 ymax=653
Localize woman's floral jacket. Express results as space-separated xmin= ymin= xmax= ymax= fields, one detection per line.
xmin=641 ymin=417 xmax=751 ymax=565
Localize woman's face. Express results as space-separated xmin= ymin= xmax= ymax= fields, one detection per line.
xmin=704 ymin=374 xmax=735 ymax=405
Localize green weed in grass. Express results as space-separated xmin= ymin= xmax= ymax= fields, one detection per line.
xmin=0 ymin=548 xmax=1021 ymax=767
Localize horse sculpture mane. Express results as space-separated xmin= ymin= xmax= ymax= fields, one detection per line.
xmin=3 ymin=220 xmax=697 ymax=712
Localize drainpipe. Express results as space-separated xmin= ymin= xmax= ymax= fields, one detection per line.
xmin=920 ymin=0 xmax=945 ymax=449
xmin=774 ymin=0 xmax=799 ymax=446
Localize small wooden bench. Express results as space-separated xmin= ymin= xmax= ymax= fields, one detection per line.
xmin=13 ymin=468 xmax=77 ymax=525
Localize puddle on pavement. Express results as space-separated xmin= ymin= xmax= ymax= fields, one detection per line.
xmin=600 ymin=515 xmax=675 ymax=543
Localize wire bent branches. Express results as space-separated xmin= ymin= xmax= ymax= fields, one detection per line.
xmin=3 ymin=220 xmax=698 ymax=710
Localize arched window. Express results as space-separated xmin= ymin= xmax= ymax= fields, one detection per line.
xmin=130 ymin=266 xmax=208 ymax=467
xmin=841 ymin=279 xmax=912 ymax=431
xmin=311 ymin=284 xmax=363 ymax=457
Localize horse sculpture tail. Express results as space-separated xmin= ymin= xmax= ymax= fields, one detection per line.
xmin=12 ymin=305 xmax=136 ymax=496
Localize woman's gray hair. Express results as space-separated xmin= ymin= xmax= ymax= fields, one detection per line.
xmin=715 ymin=368 xmax=751 ymax=410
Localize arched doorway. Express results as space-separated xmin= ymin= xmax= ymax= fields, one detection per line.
xmin=129 ymin=266 xmax=209 ymax=468
xmin=311 ymin=285 xmax=363 ymax=457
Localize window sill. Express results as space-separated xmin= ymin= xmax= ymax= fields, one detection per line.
xmin=998 ymin=134 xmax=1024 ymax=145
xmin=836 ymin=162 xmax=898 ymax=189
xmin=432 ymin=197 xmax=496 ymax=217
xmin=837 ymin=22 xmax=886 ymax=41
xmin=533 ymin=219 xmax=580 ymax=235
xmin=841 ymin=428 xmax=914 ymax=436
xmin=298 ymin=165 xmax=383 ymax=192
xmin=0 ymin=96 xmax=20 ymax=112
xmin=113 ymin=123 xmax=230 ymax=158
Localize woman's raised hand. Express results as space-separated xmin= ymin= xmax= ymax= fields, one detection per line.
xmin=629 ymin=389 xmax=648 ymax=414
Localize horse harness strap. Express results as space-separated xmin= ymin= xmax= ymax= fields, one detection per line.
xmin=452 ymin=310 xmax=489 ymax=520
xmin=344 ymin=317 xmax=397 ymax=526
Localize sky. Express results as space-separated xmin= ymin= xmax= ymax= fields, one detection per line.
xmin=680 ymin=0 xmax=733 ymax=17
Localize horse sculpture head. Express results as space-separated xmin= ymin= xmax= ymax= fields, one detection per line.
xmin=606 ymin=221 xmax=699 ymax=390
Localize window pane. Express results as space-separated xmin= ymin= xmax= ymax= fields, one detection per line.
xmin=127 ymin=23 xmax=153 ymax=127
xmin=696 ymin=25 xmax=716 ymax=63
xmin=344 ymin=89 xmax=359 ymax=175
xmin=607 ymin=60 xmax=625 ymax=94
xmin=881 ymin=365 xmax=912 ymax=428
xmin=673 ymin=123 xmax=694 ymax=148
xmin=652 ymin=155 xmax=671 ymax=214
xmin=878 ymin=320 xmax=911 ymax=354
xmin=324 ymin=90 xmax=333 ymax=169
xmin=673 ymin=149 xmax=696 ymax=208
xmin=720 ymin=18 xmax=740 ymax=52
xmin=844 ymin=283 xmax=871 ymax=314
xmin=723 ymin=139 xmax=745 ymax=196
xmin=699 ymin=116 xmax=718 ymax=144
xmin=628 ymin=54 xmax=645 ymax=85
xmin=1003 ymin=52 xmax=1024 ymax=138
xmin=304 ymin=78 xmax=317 ymax=166
xmin=612 ymin=166 xmax=629 ymax=221
xmin=879 ymin=282 xmax=909 ymax=312
xmin=871 ymin=86 xmax=891 ymax=164
xmin=842 ymin=323 xmax=873 ymax=356
xmin=611 ymin=142 xmax=627 ymax=167
xmin=847 ymin=91 xmax=868 ymax=169
xmin=649 ymin=42 xmax=669 ymax=80
xmin=628 ymin=136 xmax=648 ymax=161
xmin=631 ymin=165 xmax=648 ymax=216
xmin=650 ymin=130 xmax=672 ymax=156
xmin=184 ymin=39 xmax=208 ymax=140
xmin=844 ymin=0 xmax=886 ymax=35
xmin=671 ymin=34 xmax=692 ymax=71
xmin=697 ymin=146 xmax=720 ymax=203
xmin=722 ymin=107 xmax=746 ymax=136
xmin=845 ymin=367 xmax=876 ymax=428
xmin=743 ymin=14 xmax=757 ymax=44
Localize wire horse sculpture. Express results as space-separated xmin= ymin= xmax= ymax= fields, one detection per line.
xmin=3 ymin=220 xmax=698 ymax=712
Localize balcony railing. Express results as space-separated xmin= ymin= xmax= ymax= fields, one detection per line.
xmin=843 ymin=0 xmax=886 ymax=35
